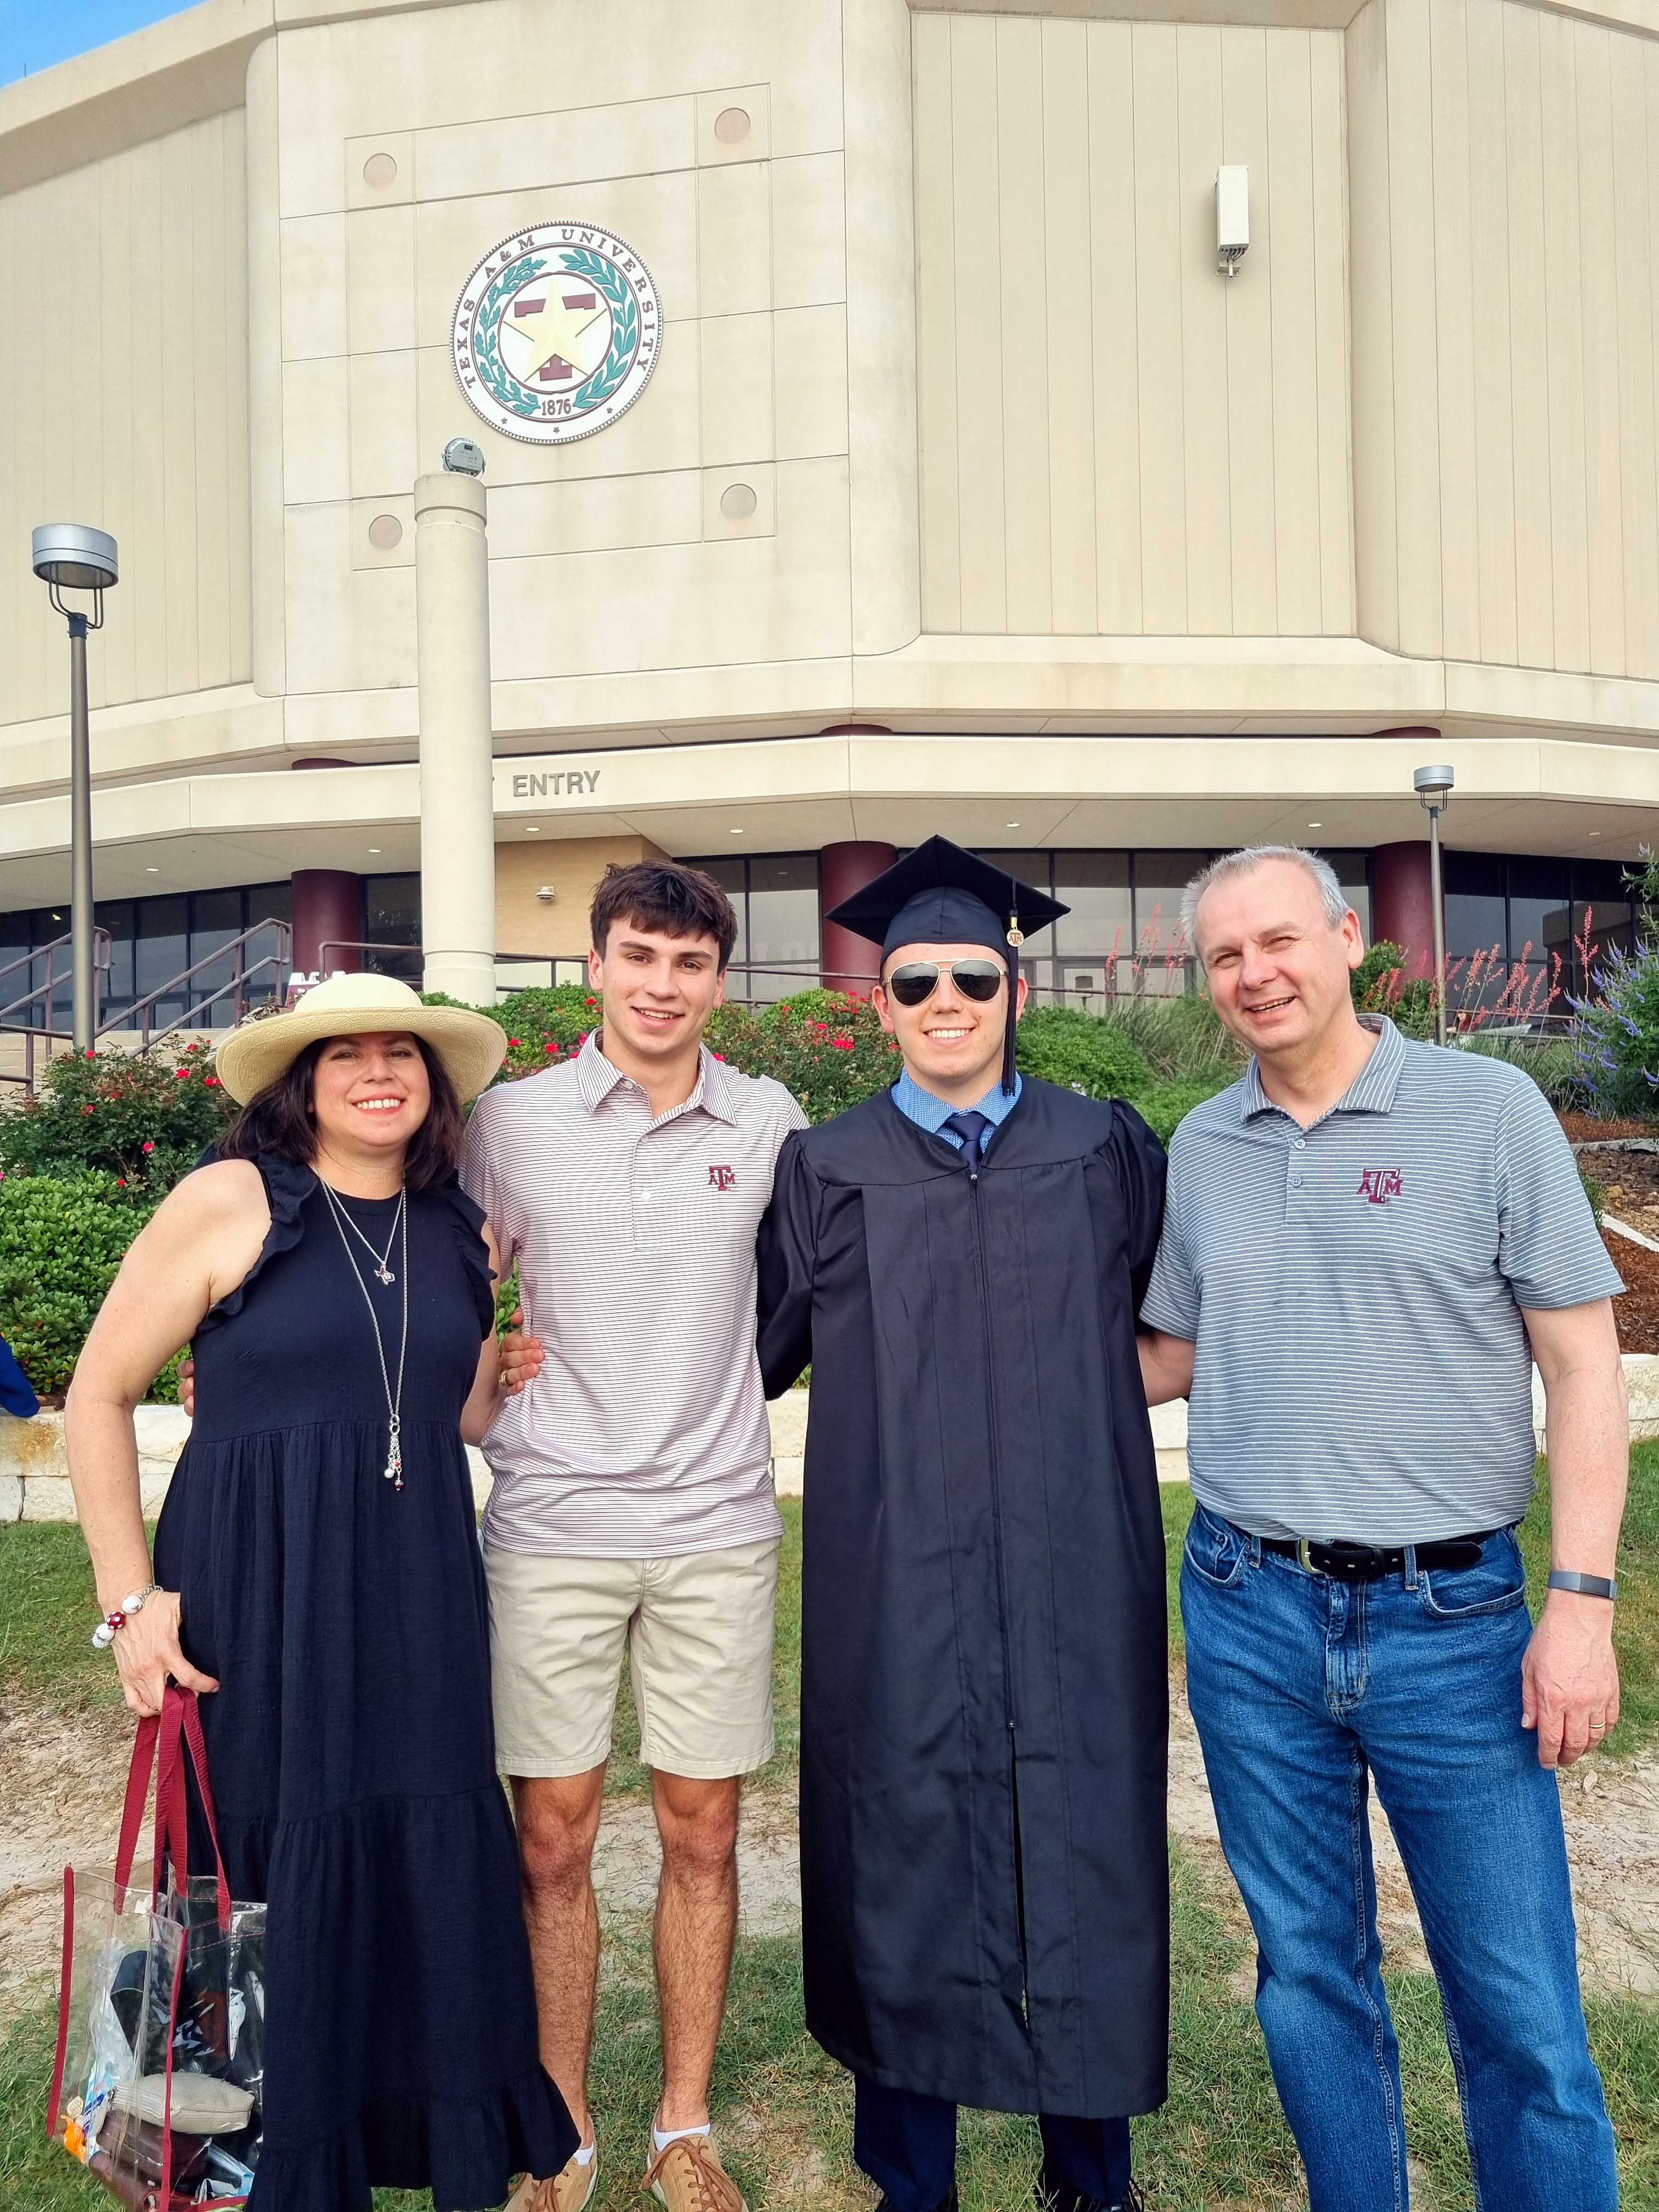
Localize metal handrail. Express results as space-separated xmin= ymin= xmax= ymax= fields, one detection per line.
xmin=0 ymin=928 xmax=111 ymax=1025
xmin=101 ymin=919 xmax=292 ymax=1051
xmin=314 ymin=939 xmax=421 ymax=973
xmin=0 ymin=1017 xmax=78 ymax=1090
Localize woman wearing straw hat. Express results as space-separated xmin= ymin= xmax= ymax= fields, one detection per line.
xmin=66 ymin=972 xmax=579 ymax=2211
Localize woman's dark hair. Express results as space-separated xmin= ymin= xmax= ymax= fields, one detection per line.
xmin=218 ymin=1034 xmax=465 ymax=1192
xmin=590 ymin=860 xmax=738 ymax=968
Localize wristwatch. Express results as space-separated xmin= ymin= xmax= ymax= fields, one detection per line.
xmin=1547 ymin=1570 xmax=1618 ymax=1602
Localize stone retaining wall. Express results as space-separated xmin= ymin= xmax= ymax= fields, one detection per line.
xmin=7 ymin=1363 xmax=1657 ymax=1523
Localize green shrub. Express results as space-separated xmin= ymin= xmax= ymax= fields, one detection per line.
xmin=1088 ymin=993 xmax=1242 ymax=1082
xmin=1013 ymin=1006 xmax=1152 ymax=1099
xmin=758 ymin=986 xmax=857 ymax=1028
xmin=708 ymin=996 xmax=900 ymax=1124
xmin=1460 ymin=1035 xmax=1577 ymax=1110
xmin=0 ymin=1174 xmax=160 ymax=1397
xmin=0 ymin=1042 xmax=236 ymax=1196
xmin=1132 ymin=1076 xmax=1236 ymax=1146
xmin=1352 ymin=939 xmax=1407 ymax=1008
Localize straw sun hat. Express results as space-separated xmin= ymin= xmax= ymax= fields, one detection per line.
xmin=213 ymin=972 xmax=508 ymax=1106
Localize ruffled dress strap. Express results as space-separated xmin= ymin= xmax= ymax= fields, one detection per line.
xmin=435 ymin=1173 xmax=499 ymax=1339
xmin=194 ymin=1154 xmax=317 ymax=1336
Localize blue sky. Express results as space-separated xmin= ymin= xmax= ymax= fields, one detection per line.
xmin=0 ymin=0 xmax=199 ymax=88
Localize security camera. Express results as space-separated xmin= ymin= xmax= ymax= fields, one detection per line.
xmin=442 ymin=437 xmax=486 ymax=476
xmin=535 ymin=884 xmax=556 ymax=903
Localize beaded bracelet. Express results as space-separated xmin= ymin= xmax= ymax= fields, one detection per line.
xmin=92 ymin=1582 xmax=159 ymax=1651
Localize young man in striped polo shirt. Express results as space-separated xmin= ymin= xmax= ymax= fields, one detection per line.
xmin=472 ymin=862 xmax=806 ymax=2212
xmin=1138 ymin=845 xmax=1627 ymax=2212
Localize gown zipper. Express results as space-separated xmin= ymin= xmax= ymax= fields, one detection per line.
xmin=963 ymin=1147 xmax=1031 ymax=2033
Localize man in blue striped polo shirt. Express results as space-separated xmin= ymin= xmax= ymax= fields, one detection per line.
xmin=1138 ymin=845 xmax=1628 ymax=2212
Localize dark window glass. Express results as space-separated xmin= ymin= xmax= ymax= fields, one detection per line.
xmin=362 ymin=875 xmax=418 ymax=980
xmin=1443 ymin=851 xmax=1505 ymax=975
xmin=1505 ymin=856 xmax=1571 ymax=990
xmin=746 ymin=854 xmax=819 ymax=1002
xmin=242 ymin=886 xmax=293 ymax=1009
xmin=693 ymin=859 xmax=749 ymax=974
xmin=187 ymin=889 xmax=245 ymax=1027
xmin=0 ymin=915 xmax=35 ymax=1027
xmin=135 ymin=897 xmax=189 ymax=1033
xmin=1053 ymin=853 xmax=1131 ymax=1004
xmin=1133 ymin=852 xmax=1209 ymax=995
xmin=95 ymin=900 xmax=137 ymax=1018
xmin=1318 ymin=849 xmax=1372 ymax=941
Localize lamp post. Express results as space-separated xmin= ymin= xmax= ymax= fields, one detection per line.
xmin=31 ymin=524 xmax=119 ymax=1052
xmin=1413 ymin=763 xmax=1454 ymax=1048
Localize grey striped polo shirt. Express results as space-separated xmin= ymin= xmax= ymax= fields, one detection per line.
xmin=1141 ymin=1018 xmax=1624 ymax=1543
xmin=462 ymin=1036 xmax=806 ymax=1559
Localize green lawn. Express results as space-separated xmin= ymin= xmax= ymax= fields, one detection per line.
xmin=5 ymin=1459 xmax=1658 ymax=2210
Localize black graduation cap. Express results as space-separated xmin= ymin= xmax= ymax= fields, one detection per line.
xmin=826 ymin=836 xmax=1068 ymax=1093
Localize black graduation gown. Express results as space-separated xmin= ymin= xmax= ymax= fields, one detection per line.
xmin=755 ymin=1078 xmax=1171 ymax=2120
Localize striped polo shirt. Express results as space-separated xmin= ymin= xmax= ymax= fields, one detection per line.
xmin=461 ymin=1034 xmax=807 ymax=1558
xmin=1140 ymin=1018 xmax=1624 ymax=1543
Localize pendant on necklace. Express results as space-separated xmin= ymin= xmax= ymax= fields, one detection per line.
xmin=384 ymin=1413 xmax=403 ymax=1489
xmin=375 ymin=1265 xmax=395 ymax=1286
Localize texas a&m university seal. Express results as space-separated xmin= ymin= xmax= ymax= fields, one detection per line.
xmin=451 ymin=221 xmax=661 ymax=446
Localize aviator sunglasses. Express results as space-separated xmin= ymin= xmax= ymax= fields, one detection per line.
xmin=884 ymin=958 xmax=1007 ymax=1007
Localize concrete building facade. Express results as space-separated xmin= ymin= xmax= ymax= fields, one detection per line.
xmin=2 ymin=0 xmax=1656 ymax=1023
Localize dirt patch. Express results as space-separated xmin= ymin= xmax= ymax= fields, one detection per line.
xmin=1603 ymin=1231 xmax=1659 ymax=1356
xmin=0 ymin=1693 xmax=136 ymax=2011
xmin=1168 ymin=1676 xmax=1659 ymax=1999
xmin=5 ymin=1685 xmax=1652 ymax=2027
xmin=590 ymin=1786 xmax=800 ymax=1937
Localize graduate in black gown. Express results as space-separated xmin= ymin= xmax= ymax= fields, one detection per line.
xmin=756 ymin=840 xmax=1169 ymax=2212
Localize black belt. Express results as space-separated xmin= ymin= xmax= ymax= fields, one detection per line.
xmin=1261 ymin=1530 xmax=1504 ymax=1581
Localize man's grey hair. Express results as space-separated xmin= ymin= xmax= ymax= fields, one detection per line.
xmin=1179 ymin=845 xmax=1350 ymax=952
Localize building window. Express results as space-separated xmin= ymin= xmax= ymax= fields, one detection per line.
xmin=363 ymin=874 xmax=422 ymax=983
xmin=686 ymin=853 xmax=820 ymax=1002
xmin=1443 ymin=853 xmax=1633 ymax=1011
xmin=0 ymin=884 xmax=292 ymax=1033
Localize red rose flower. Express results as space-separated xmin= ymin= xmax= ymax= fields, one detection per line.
xmin=507 ymin=1038 xmax=521 ymax=1047
xmin=142 ymin=1141 xmax=155 ymax=1153
xmin=205 ymin=1075 xmax=219 ymax=1087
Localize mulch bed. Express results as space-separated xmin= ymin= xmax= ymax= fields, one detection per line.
xmin=1560 ymin=1113 xmax=1659 ymax=1142
xmin=1581 ymin=1146 xmax=1659 ymax=1223
xmin=1606 ymin=1232 xmax=1659 ymax=1356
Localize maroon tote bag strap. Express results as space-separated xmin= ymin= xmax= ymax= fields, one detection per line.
xmin=153 ymin=1685 xmax=233 ymax=1928
xmin=112 ymin=1711 xmax=161 ymax=1913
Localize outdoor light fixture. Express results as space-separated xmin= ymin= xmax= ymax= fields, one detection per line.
xmin=1413 ymin=763 xmax=1455 ymax=1047
xmin=31 ymin=524 xmax=119 ymax=1051
xmin=1216 ymin=166 xmax=1249 ymax=275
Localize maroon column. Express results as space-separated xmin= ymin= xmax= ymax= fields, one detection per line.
xmin=1370 ymin=843 xmax=1437 ymax=980
xmin=291 ymin=870 xmax=364 ymax=974
xmin=820 ymin=840 xmax=897 ymax=993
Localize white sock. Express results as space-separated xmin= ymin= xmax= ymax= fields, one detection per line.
xmin=571 ymin=2136 xmax=596 ymax=2169
xmin=652 ymin=2121 xmax=712 ymax=2157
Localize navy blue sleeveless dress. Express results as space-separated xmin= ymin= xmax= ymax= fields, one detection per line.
xmin=152 ymin=1156 xmax=575 ymax=2211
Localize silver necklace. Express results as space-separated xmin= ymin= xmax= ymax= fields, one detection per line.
xmin=326 ymin=1186 xmax=404 ymax=1284
xmin=319 ymin=1181 xmax=410 ymax=1488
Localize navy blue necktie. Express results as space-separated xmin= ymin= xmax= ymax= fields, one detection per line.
xmin=941 ymin=1109 xmax=994 ymax=1175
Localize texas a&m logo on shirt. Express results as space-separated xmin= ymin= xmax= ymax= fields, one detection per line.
xmin=1357 ymin=1167 xmax=1404 ymax=1206
xmin=708 ymin=1165 xmax=737 ymax=1193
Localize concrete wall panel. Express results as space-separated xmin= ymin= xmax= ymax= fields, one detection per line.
xmin=916 ymin=10 xmax=1351 ymax=638
xmin=0 ymin=108 xmax=253 ymax=729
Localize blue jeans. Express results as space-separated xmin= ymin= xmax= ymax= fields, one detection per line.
xmin=853 ymin=2078 xmax=1132 ymax=2210
xmin=1181 ymin=1504 xmax=1616 ymax=2212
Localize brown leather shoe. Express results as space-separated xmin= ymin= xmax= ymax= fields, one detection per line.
xmin=643 ymin=2132 xmax=749 ymax=2211
xmin=506 ymin=2142 xmax=598 ymax=2212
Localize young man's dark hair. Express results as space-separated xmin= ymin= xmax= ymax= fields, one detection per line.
xmin=589 ymin=861 xmax=739 ymax=971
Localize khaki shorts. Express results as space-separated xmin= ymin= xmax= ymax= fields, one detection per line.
xmin=483 ymin=1538 xmax=779 ymax=1781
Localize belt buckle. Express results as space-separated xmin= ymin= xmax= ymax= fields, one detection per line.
xmin=1296 ymin=1537 xmax=1317 ymax=1575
